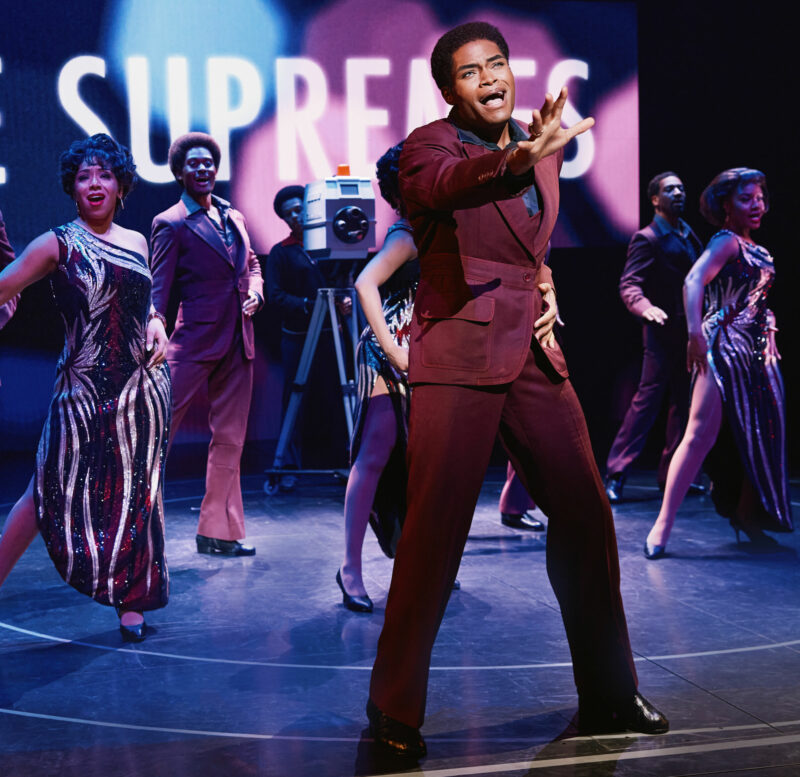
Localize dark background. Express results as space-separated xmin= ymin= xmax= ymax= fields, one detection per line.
xmin=0 ymin=0 xmax=795 ymax=478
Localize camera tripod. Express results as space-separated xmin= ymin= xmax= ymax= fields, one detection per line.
xmin=264 ymin=287 xmax=359 ymax=492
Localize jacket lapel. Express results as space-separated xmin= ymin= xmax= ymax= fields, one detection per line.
xmin=228 ymin=209 xmax=249 ymax=274
xmin=185 ymin=209 xmax=233 ymax=266
xmin=461 ymin=142 xmax=548 ymax=263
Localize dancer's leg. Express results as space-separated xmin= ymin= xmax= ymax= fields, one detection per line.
xmin=341 ymin=379 xmax=397 ymax=597
xmin=0 ymin=478 xmax=37 ymax=589
xmin=647 ymin=370 xmax=722 ymax=548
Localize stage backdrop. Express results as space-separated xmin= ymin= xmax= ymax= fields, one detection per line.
xmin=0 ymin=0 xmax=637 ymax=453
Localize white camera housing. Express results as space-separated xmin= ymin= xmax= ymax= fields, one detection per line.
xmin=303 ymin=174 xmax=376 ymax=259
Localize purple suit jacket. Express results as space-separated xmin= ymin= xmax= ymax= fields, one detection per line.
xmin=150 ymin=197 xmax=263 ymax=362
xmin=0 ymin=209 xmax=19 ymax=330
xmin=399 ymin=117 xmax=566 ymax=386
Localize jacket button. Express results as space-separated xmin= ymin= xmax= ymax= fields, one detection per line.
xmin=523 ymin=272 xmax=532 ymax=282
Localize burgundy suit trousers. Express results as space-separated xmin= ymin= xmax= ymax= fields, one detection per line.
xmin=168 ymin=342 xmax=253 ymax=541
xmin=369 ymin=342 xmax=638 ymax=728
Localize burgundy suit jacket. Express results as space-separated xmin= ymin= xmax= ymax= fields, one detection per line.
xmin=0 ymin=209 xmax=19 ymax=330
xmin=150 ymin=196 xmax=263 ymax=362
xmin=399 ymin=117 xmax=567 ymax=386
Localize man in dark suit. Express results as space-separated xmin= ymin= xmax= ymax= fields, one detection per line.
xmin=365 ymin=22 xmax=667 ymax=759
xmin=264 ymin=186 xmax=351 ymax=482
xmin=605 ymin=173 xmax=703 ymax=502
xmin=151 ymin=133 xmax=263 ymax=557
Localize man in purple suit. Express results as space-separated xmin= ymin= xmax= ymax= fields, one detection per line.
xmin=151 ymin=133 xmax=263 ymax=557
xmin=365 ymin=22 xmax=667 ymax=759
xmin=604 ymin=173 xmax=703 ymax=502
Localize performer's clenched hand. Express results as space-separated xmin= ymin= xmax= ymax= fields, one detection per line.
xmin=146 ymin=317 xmax=169 ymax=366
xmin=534 ymin=282 xmax=557 ymax=349
xmin=386 ymin=343 xmax=409 ymax=374
xmin=242 ymin=290 xmax=260 ymax=317
xmin=508 ymin=87 xmax=594 ymax=176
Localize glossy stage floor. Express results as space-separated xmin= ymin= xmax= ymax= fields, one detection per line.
xmin=1 ymin=469 xmax=799 ymax=777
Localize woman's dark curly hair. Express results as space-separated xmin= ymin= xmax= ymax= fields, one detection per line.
xmin=430 ymin=21 xmax=509 ymax=89
xmin=700 ymin=167 xmax=769 ymax=227
xmin=60 ymin=133 xmax=137 ymax=211
xmin=376 ymin=141 xmax=405 ymax=216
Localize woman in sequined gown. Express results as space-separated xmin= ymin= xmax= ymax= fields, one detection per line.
xmin=0 ymin=134 xmax=171 ymax=640
xmin=644 ymin=168 xmax=792 ymax=558
xmin=337 ymin=143 xmax=418 ymax=612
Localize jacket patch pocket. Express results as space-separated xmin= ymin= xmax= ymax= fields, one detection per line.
xmin=418 ymin=295 xmax=494 ymax=371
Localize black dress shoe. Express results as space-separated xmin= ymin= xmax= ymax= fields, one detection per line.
xmin=366 ymin=698 xmax=426 ymax=759
xmin=501 ymin=512 xmax=545 ymax=531
xmin=196 ymin=535 xmax=256 ymax=556
xmin=579 ymin=692 xmax=669 ymax=735
xmin=643 ymin=541 xmax=666 ymax=560
xmin=605 ymin=473 xmax=625 ymax=503
xmin=116 ymin=608 xmax=147 ymax=643
xmin=336 ymin=569 xmax=373 ymax=613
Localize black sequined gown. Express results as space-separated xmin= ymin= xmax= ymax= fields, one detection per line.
xmin=350 ymin=220 xmax=417 ymax=557
xmin=35 ymin=223 xmax=171 ymax=611
xmin=702 ymin=230 xmax=792 ymax=532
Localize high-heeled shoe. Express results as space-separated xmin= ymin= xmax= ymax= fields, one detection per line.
xmin=116 ymin=607 xmax=146 ymax=643
xmin=730 ymin=520 xmax=779 ymax=549
xmin=336 ymin=569 xmax=373 ymax=613
xmin=643 ymin=541 xmax=666 ymax=560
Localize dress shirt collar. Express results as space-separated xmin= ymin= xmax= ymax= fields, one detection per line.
xmin=181 ymin=190 xmax=232 ymax=218
xmin=449 ymin=109 xmax=528 ymax=150
xmin=653 ymin=213 xmax=692 ymax=239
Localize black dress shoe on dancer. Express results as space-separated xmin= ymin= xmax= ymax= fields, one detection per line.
xmin=196 ymin=535 xmax=256 ymax=556
xmin=116 ymin=608 xmax=146 ymax=643
xmin=643 ymin=541 xmax=666 ymax=560
xmin=605 ymin=473 xmax=625 ymax=503
xmin=501 ymin=512 xmax=545 ymax=531
xmin=336 ymin=569 xmax=373 ymax=613
xmin=366 ymin=698 xmax=427 ymax=759
xmin=730 ymin=521 xmax=780 ymax=549
xmin=579 ymin=692 xmax=669 ymax=735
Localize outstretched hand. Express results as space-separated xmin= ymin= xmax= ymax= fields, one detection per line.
xmin=508 ymin=87 xmax=594 ymax=176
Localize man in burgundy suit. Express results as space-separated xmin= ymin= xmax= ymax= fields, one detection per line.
xmin=365 ymin=23 xmax=667 ymax=759
xmin=604 ymin=172 xmax=703 ymax=502
xmin=151 ymin=133 xmax=263 ymax=557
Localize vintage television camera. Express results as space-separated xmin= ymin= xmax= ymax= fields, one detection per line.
xmin=303 ymin=165 xmax=376 ymax=259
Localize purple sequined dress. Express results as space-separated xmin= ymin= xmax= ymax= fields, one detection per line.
xmin=702 ymin=230 xmax=792 ymax=532
xmin=35 ymin=223 xmax=171 ymax=611
xmin=350 ymin=220 xmax=417 ymax=557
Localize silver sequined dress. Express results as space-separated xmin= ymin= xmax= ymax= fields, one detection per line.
xmin=35 ymin=222 xmax=171 ymax=610
xmin=702 ymin=230 xmax=792 ymax=532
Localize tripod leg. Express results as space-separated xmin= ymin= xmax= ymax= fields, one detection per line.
xmin=327 ymin=291 xmax=355 ymax=439
xmin=270 ymin=293 xmax=327 ymax=471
